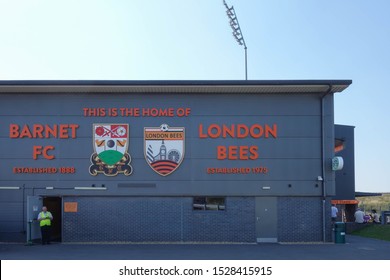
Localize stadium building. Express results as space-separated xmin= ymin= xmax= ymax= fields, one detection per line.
xmin=0 ymin=80 xmax=351 ymax=243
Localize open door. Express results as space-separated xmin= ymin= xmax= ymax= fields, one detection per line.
xmin=43 ymin=197 xmax=62 ymax=242
xmin=26 ymin=196 xmax=43 ymax=243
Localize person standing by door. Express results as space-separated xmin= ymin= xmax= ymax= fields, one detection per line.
xmin=37 ymin=206 xmax=53 ymax=245
xmin=331 ymin=204 xmax=339 ymax=222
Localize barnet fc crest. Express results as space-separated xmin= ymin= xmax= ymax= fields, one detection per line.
xmin=144 ymin=124 xmax=185 ymax=176
xmin=89 ymin=124 xmax=133 ymax=176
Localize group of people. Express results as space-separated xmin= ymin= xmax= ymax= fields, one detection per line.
xmin=354 ymin=208 xmax=380 ymax=224
xmin=331 ymin=204 xmax=381 ymax=224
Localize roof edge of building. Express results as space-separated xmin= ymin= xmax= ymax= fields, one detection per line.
xmin=0 ymin=79 xmax=352 ymax=94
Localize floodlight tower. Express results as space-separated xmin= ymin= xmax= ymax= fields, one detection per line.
xmin=223 ymin=0 xmax=248 ymax=80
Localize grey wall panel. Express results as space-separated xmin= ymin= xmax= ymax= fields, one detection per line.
xmin=0 ymin=93 xmax=321 ymax=116
xmin=0 ymin=92 xmax=334 ymax=198
xmin=192 ymin=138 xmax=321 ymax=159
xmin=0 ymin=112 xmax=321 ymax=138
xmin=192 ymin=159 xmax=322 ymax=181
xmin=0 ymin=137 xmax=321 ymax=160
xmin=193 ymin=116 xmax=321 ymax=138
xmin=0 ymin=201 xmax=23 ymax=239
xmin=323 ymin=94 xmax=336 ymax=196
xmin=1 ymin=158 xmax=321 ymax=182
xmin=190 ymin=94 xmax=321 ymax=116
xmin=0 ymin=221 xmax=22 ymax=232
xmin=22 ymin=180 xmax=323 ymax=197
xmin=0 ymin=190 xmax=23 ymax=202
xmin=334 ymin=125 xmax=355 ymax=200
xmin=1 ymin=117 xmax=321 ymax=139
xmin=0 ymin=202 xmax=23 ymax=221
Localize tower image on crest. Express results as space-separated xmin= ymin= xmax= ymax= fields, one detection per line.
xmin=147 ymin=140 xmax=181 ymax=175
xmin=148 ymin=140 xmax=181 ymax=163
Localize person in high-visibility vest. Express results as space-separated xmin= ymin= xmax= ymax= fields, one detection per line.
xmin=37 ymin=206 xmax=53 ymax=245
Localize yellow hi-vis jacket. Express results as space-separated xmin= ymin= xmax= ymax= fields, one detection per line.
xmin=38 ymin=211 xmax=53 ymax=227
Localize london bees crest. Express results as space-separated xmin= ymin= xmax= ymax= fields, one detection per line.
xmin=89 ymin=124 xmax=133 ymax=176
xmin=144 ymin=124 xmax=185 ymax=176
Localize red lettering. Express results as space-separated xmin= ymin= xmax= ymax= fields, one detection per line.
xmin=222 ymin=124 xmax=235 ymax=138
xmin=142 ymin=108 xmax=174 ymax=117
xmin=33 ymin=146 xmax=42 ymax=160
xmin=176 ymin=107 xmax=191 ymax=117
xmin=83 ymin=108 xmax=105 ymax=117
xmin=249 ymin=146 xmax=259 ymax=160
xmin=9 ymin=124 xmax=19 ymax=138
xmin=59 ymin=125 xmax=68 ymax=138
xmin=237 ymin=124 xmax=249 ymax=138
xmin=33 ymin=146 xmax=55 ymax=160
xmin=208 ymin=124 xmax=221 ymax=138
xmin=45 ymin=125 xmax=57 ymax=138
xmin=250 ymin=124 xmax=264 ymax=138
xmin=217 ymin=146 xmax=227 ymax=160
xmin=228 ymin=146 xmax=238 ymax=160
xmin=20 ymin=125 xmax=32 ymax=138
xmin=198 ymin=124 xmax=278 ymax=139
xmin=217 ymin=145 xmax=259 ymax=160
xmin=239 ymin=146 xmax=249 ymax=160
xmin=8 ymin=124 xmax=79 ymax=139
xmin=33 ymin=125 xmax=44 ymax=138
xmin=198 ymin=124 xmax=207 ymax=138
xmin=43 ymin=146 xmax=55 ymax=160
xmin=265 ymin=124 xmax=278 ymax=138
xmin=69 ymin=124 xmax=79 ymax=138
xmin=120 ymin=108 xmax=140 ymax=117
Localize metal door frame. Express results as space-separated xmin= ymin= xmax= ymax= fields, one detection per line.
xmin=26 ymin=196 xmax=43 ymax=243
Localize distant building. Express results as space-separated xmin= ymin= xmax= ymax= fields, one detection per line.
xmin=332 ymin=124 xmax=357 ymax=221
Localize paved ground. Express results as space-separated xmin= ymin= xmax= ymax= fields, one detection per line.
xmin=1 ymin=235 xmax=389 ymax=260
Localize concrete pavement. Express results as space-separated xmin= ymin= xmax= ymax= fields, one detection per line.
xmin=1 ymin=235 xmax=390 ymax=260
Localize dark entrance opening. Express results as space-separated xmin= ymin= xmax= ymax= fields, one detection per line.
xmin=42 ymin=196 xmax=62 ymax=242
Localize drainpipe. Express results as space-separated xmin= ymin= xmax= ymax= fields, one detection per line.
xmin=321 ymin=85 xmax=333 ymax=242
xmin=22 ymin=184 xmax=25 ymax=232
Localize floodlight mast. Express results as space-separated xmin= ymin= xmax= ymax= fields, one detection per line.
xmin=223 ymin=0 xmax=248 ymax=80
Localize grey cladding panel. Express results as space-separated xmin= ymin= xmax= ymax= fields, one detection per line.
xmin=0 ymin=221 xmax=22 ymax=232
xmin=0 ymin=202 xmax=23 ymax=221
xmin=0 ymin=115 xmax=320 ymax=138
xmin=0 ymin=137 xmax=320 ymax=160
xmin=0 ymin=93 xmax=321 ymax=116
xmin=193 ymin=138 xmax=321 ymax=159
xmin=2 ymin=158 xmax=321 ymax=182
xmin=0 ymin=91 xmax=332 ymax=196
xmin=0 ymin=190 xmax=23 ymax=202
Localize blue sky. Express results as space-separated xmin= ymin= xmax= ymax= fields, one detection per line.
xmin=0 ymin=0 xmax=389 ymax=192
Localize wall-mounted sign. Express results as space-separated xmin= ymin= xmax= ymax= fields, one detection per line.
xmin=64 ymin=202 xmax=78 ymax=212
xmin=332 ymin=156 xmax=344 ymax=171
xmin=89 ymin=124 xmax=133 ymax=176
xmin=331 ymin=200 xmax=358 ymax=205
xmin=144 ymin=124 xmax=185 ymax=176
